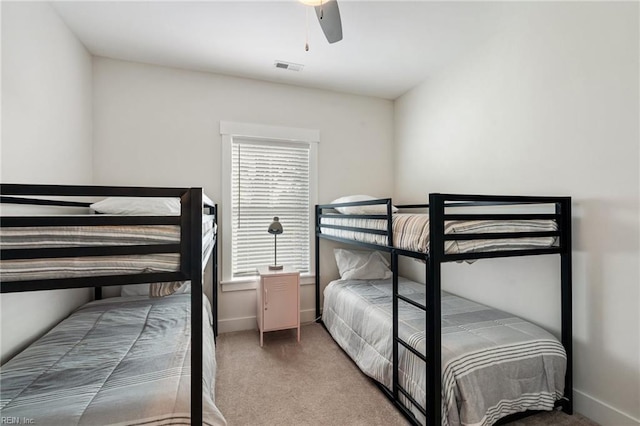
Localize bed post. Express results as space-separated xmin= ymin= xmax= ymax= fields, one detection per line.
xmin=213 ymin=204 xmax=219 ymax=337
xmin=558 ymin=198 xmax=573 ymax=414
xmin=427 ymin=193 xmax=444 ymax=426
xmin=184 ymin=188 xmax=203 ymax=426
xmin=391 ymin=251 xmax=399 ymax=402
xmin=388 ymin=200 xmax=400 ymax=402
xmin=315 ymin=204 xmax=321 ymax=322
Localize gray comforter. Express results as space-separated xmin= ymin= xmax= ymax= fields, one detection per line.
xmin=323 ymin=277 xmax=566 ymax=426
xmin=0 ymin=295 xmax=226 ymax=426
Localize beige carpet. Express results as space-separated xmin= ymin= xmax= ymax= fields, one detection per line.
xmin=215 ymin=323 xmax=597 ymax=426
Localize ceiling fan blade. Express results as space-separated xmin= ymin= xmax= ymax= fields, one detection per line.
xmin=314 ymin=0 xmax=343 ymax=44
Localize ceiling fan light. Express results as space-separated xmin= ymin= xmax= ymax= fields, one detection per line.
xmin=299 ymin=0 xmax=325 ymax=6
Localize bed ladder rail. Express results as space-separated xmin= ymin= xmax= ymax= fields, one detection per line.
xmin=391 ymin=251 xmax=432 ymax=424
xmin=394 ymin=337 xmax=428 ymax=419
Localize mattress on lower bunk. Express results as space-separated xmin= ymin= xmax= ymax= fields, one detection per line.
xmin=322 ymin=277 xmax=566 ymax=426
xmin=0 ymin=294 xmax=226 ymax=426
xmin=0 ymin=216 xmax=216 ymax=282
xmin=320 ymin=214 xmax=557 ymax=254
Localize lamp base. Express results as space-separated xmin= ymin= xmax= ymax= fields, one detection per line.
xmin=268 ymin=264 xmax=284 ymax=271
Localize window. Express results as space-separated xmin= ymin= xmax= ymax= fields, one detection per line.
xmin=231 ymin=139 xmax=310 ymax=276
xmin=220 ymin=122 xmax=319 ymax=285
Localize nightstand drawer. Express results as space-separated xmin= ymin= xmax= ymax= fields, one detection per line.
xmin=263 ymin=276 xmax=296 ymax=289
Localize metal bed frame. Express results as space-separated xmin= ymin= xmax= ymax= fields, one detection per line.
xmin=0 ymin=183 xmax=218 ymax=426
xmin=315 ymin=193 xmax=573 ymax=426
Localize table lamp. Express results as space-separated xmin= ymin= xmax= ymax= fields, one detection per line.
xmin=268 ymin=217 xmax=284 ymax=270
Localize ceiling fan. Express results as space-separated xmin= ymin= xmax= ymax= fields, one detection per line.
xmin=299 ymin=0 xmax=343 ymax=44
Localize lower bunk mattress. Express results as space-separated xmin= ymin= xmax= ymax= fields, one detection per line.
xmin=322 ymin=277 xmax=566 ymax=426
xmin=0 ymin=294 xmax=226 ymax=426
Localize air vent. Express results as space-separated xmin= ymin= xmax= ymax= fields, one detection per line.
xmin=274 ymin=60 xmax=304 ymax=72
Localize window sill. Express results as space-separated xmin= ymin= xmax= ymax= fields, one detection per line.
xmin=221 ymin=273 xmax=315 ymax=292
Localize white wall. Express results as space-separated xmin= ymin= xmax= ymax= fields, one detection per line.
xmin=92 ymin=57 xmax=394 ymax=332
xmin=394 ymin=2 xmax=639 ymax=425
xmin=0 ymin=2 xmax=93 ymax=364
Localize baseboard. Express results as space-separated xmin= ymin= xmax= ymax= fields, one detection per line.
xmin=218 ymin=315 xmax=256 ymax=334
xmin=300 ymin=308 xmax=318 ymax=323
xmin=574 ymin=389 xmax=640 ymax=426
xmin=218 ymin=308 xmax=317 ymax=334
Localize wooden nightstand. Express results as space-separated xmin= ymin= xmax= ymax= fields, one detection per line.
xmin=256 ymin=266 xmax=300 ymax=347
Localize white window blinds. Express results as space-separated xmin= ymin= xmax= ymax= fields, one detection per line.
xmin=231 ymin=139 xmax=311 ymax=277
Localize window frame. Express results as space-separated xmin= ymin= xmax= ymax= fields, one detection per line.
xmin=220 ymin=121 xmax=319 ymax=291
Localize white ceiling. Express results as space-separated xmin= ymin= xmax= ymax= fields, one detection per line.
xmin=52 ymin=1 xmax=514 ymax=100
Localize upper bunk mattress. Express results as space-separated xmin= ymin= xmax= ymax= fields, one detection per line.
xmin=0 ymin=294 xmax=226 ymax=426
xmin=0 ymin=216 xmax=216 ymax=282
xmin=322 ymin=277 xmax=566 ymax=426
xmin=320 ymin=213 xmax=557 ymax=255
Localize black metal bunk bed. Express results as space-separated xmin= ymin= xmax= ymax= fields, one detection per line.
xmin=314 ymin=193 xmax=572 ymax=426
xmin=0 ymin=183 xmax=218 ymax=426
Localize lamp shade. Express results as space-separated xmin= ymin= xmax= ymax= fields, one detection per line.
xmin=268 ymin=217 xmax=283 ymax=235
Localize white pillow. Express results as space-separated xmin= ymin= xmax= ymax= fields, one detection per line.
xmin=120 ymin=282 xmax=191 ymax=297
xmin=334 ymin=248 xmax=392 ymax=280
xmin=330 ymin=195 xmax=398 ymax=215
xmin=173 ymin=282 xmax=192 ymax=295
xmin=90 ymin=197 xmax=180 ymax=215
xmin=120 ymin=283 xmax=151 ymax=297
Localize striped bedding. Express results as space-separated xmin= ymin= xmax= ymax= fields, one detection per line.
xmin=322 ymin=277 xmax=566 ymax=426
xmin=0 ymin=217 xmax=216 ymax=282
xmin=0 ymin=294 xmax=226 ymax=426
xmin=320 ymin=214 xmax=557 ymax=255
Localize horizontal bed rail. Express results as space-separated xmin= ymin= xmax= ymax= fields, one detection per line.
xmin=0 ymin=195 xmax=92 ymax=208
xmin=396 ymin=336 xmax=427 ymax=363
xmin=317 ymin=197 xmax=393 ymax=210
xmin=444 ymin=213 xmax=560 ymax=220
xmin=397 ymin=293 xmax=427 ymax=311
xmin=1 ymin=244 xmax=181 ymax=261
xmin=436 ymin=193 xmax=569 ymax=204
xmin=397 ymin=199 xmax=564 ymax=209
xmin=443 ymin=247 xmax=563 ymax=262
xmin=395 ymin=204 xmax=429 ymax=209
xmin=398 ymin=384 xmax=428 ymax=418
xmin=319 ymin=223 xmax=389 ymax=235
xmin=0 ymin=215 xmax=181 ymax=227
xmin=444 ymin=230 xmax=559 ymax=240
xmin=1 ymin=272 xmax=189 ymax=293
xmin=317 ymin=233 xmax=394 ymax=253
xmin=318 ymin=213 xmax=388 ymax=220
